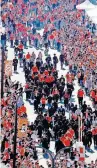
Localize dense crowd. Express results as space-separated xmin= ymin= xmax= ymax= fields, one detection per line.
xmin=1 ymin=0 xmax=97 ymax=167
xmin=54 ymin=148 xmax=97 ymax=168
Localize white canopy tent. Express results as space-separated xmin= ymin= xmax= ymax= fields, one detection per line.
xmin=85 ymin=7 xmax=97 ymax=17
xmin=76 ymin=0 xmax=97 ymax=26
xmin=90 ymin=16 xmax=97 ymax=24
xmin=76 ymin=0 xmax=96 ymax=9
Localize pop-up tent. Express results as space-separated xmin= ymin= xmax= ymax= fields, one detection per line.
xmin=86 ymin=8 xmax=97 ymax=17
xmin=76 ymin=0 xmax=97 ymax=26
xmin=90 ymin=16 xmax=97 ymax=24
xmin=86 ymin=6 xmax=97 ymax=25
xmin=89 ymin=0 xmax=97 ymax=5
xmin=76 ymin=0 xmax=96 ymax=9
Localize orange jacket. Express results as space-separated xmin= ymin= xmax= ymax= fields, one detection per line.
xmin=18 ymin=44 xmax=23 ymax=50
xmin=32 ymin=66 xmax=38 ymax=73
xmin=20 ymin=147 xmax=25 ymax=156
xmin=92 ymin=128 xmax=97 ymax=136
xmin=39 ymin=74 xmax=44 ymax=82
xmin=1 ymin=99 xmax=6 ymax=106
xmin=78 ymin=89 xmax=84 ymax=98
xmin=90 ymin=90 xmax=95 ymax=99
xmin=46 ymin=116 xmax=52 ymax=123
xmin=26 ymin=53 xmax=31 ymax=59
xmin=41 ymin=97 xmax=46 ymax=104
xmin=44 ymin=70 xmax=49 ymax=76
xmin=45 ymin=76 xmax=51 ymax=83
xmin=5 ymin=141 xmax=10 ymax=149
xmin=50 ymin=76 xmax=55 ymax=82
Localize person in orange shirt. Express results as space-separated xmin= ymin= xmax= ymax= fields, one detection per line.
xmin=90 ymin=89 xmax=95 ymax=102
xmin=92 ymin=127 xmax=97 ymax=146
xmin=18 ymin=43 xmax=23 ymax=52
xmin=41 ymin=95 xmax=46 ymax=109
xmin=45 ymin=75 xmax=51 ymax=84
xmin=77 ymin=89 xmax=84 ymax=106
xmin=5 ymin=140 xmax=10 ymax=150
xmin=19 ymin=146 xmax=25 ymax=158
xmin=32 ymin=65 xmax=38 ymax=74
xmin=39 ymin=74 xmax=44 ymax=83
xmin=26 ymin=52 xmax=31 ymax=60
xmin=44 ymin=69 xmax=49 ymax=76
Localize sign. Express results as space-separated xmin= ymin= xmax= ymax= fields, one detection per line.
xmin=5 ymin=60 xmax=12 ymax=77
xmin=18 ymin=118 xmax=28 ymax=138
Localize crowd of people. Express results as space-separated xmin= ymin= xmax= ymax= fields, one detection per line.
xmin=55 ymin=148 xmax=97 ymax=168
xmin=1 ymin=0 xmax=97 ymax=167
xmin=1 ymin=78 xmax=53 ymax=168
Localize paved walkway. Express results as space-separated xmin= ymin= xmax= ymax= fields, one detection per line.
xmin=6 ymin=29 xmax=97 ymax=164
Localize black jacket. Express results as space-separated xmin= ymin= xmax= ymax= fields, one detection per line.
xmin=13 ymin=58 xmax=18 ymax=66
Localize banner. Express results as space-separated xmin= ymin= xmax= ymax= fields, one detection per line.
xmin=18 ymin=118 xmax=28 ymax=138
xmin=5 ymin=60 xmax=12 ymax=77
xmin=60 ymin=128 xmax=74 ymax=146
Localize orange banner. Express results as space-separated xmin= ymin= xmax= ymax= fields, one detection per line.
xmin=18 ymin=118 xmax=28 ymax=138
xmin=5 ymin=60 xmax=12 ymax=77
xmin=60 ymin=128 xmax=74 ymax=146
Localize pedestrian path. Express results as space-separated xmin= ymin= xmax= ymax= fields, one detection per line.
xmin=7 ymin=29 xmax=96 ymax=164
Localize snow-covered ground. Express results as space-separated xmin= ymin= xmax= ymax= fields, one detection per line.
xmin=6 ymin=28 xmax=97 ymax=166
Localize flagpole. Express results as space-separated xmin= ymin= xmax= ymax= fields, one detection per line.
xmin=80 ymin=112 xmax=83 ymax=142
xmin=78 ymin=115 xmax=81 ymax=142
xmin=1 ymin=48 xmax=5 ymax=98
xmin=13 ymin=99 xmax=18 ymax=168
xmin=13 ymin=90 xmax=25 ymax=168
xmin=13 ymin=94 xmax=21 ymax=168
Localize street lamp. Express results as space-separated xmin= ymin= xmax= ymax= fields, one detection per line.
xmin=13 ymin=89 xmax=32 ymax=168
xmin=13 ymin=100 xmax=18 ymax=168
xmin=1 ymin=48 xmax=5 ymax=98
xmin=13 ymin=93 xmax=24 ymax=168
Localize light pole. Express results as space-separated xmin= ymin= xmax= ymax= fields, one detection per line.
xmin=13 ymin=101 xmax=18 ymax=168
xmin=12 ymin=88 xmax=34 ymax=167
xmin=1 ymin=48 xmax=5 ymax=98
xmin=13 ymin=93 xmax=23 ymax=168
